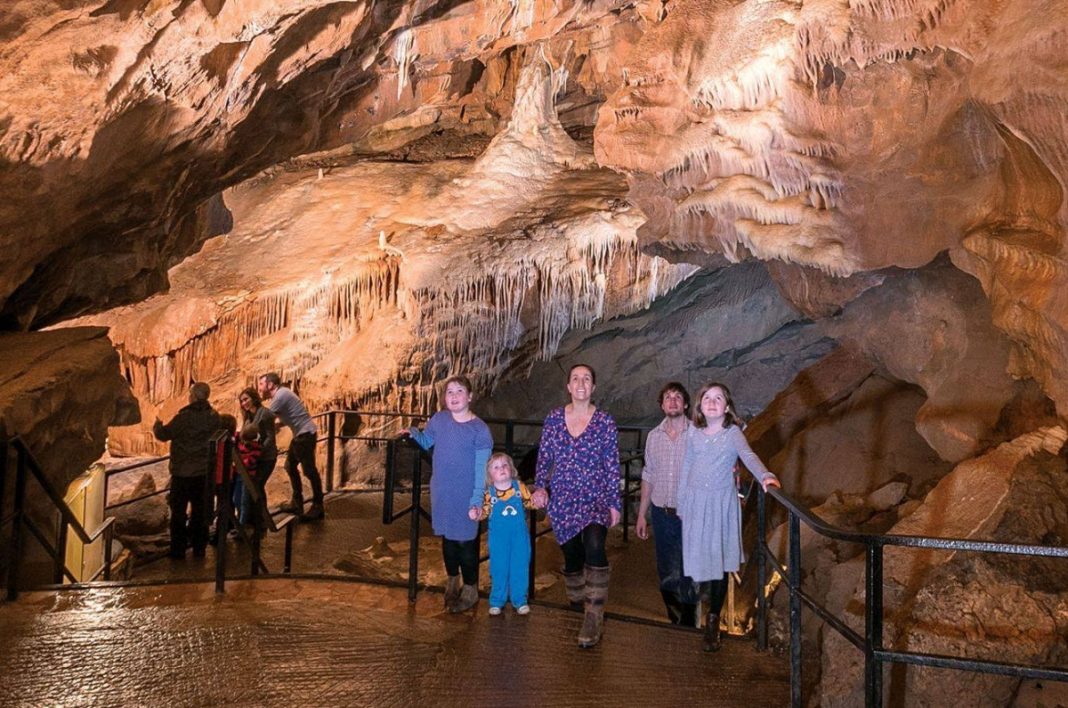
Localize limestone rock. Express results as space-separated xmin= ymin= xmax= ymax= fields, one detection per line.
xmin=818 ymin=426 xmax=1068 ymax=707
xmin=827 ymin=258 xmax=1016 ymax=463
xmin=109 ymin=474 xmax=168 ymax=537
xmin=746 ymin=345 xmax=876 ymax=462
xmin=0 ymin=327 xmax=138 ymax=485
xmin=479 ymin=261 xmax=835 ymax=424
xmin=769 ymin=375 xmax=952 ymax=504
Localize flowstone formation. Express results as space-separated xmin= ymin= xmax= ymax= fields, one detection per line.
xmin=76 ymin=60 xmax=698 ymax=455
xmin=595 ymin=0 xmax=1068 ymax=419
xmin=2 ymin=0 xmax=1068 ymax=703
xmin=0 ymin=0 xmax=646 ymax=329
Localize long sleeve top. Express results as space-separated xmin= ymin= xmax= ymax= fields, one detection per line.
xmin=409 ymin=411 xmax=493 ymax=541
xmin=534 ymin=407 xmax=621 ymax=544
xmin=677 ymin=424 xmax=777 ymax=496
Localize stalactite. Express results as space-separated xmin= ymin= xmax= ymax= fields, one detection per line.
xmin=120 ymin=258 xmax=400 ymax=403
xmin=393 ymin=29 xmax=415 ymax=100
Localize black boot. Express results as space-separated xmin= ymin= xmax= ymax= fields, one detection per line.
xmin=702 ymin=612 xmax=721 ymax=652
xmin=680 ymin=603 xmax=698 ymax=628
xmin=302 ymin=472 xmax=325 ymax=521
xmin=661 ymin=590 xmax=683 ymax=624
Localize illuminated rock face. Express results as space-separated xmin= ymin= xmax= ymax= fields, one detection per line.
xmin=0 ymin=0 xmax=644 ymax=329
xmin=0 ymin=0 xmax=1060 ymax=465
xmin=596 ymin=0 xmax=1068 ymax=418
xmin=72 ymin=60 xmax=698 ymax=454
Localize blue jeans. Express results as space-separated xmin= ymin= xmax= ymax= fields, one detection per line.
xmin=651 ymin=504 xmax=698 ymax=605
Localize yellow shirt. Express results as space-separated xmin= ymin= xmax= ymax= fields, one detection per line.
xmin=482 ymin=480 xmax=534 ymax=516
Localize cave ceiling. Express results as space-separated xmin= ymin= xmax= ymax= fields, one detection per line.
xmin=2 ymin=0 xmax=1067 ymax=454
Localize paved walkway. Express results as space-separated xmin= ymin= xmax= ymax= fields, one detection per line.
xmin=0 ymin=579 xmax=789 ymax=707
xmin=133 ymin=491 xmax=678 ymax=624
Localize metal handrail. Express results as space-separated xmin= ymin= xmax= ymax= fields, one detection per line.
xmin=381 ymin=433 xmax=647 ymax=604
xmin=2 ymin=431 xmax=116 ymax=599
xmin=102 ymin=408 xmax=652 ymax=511
xmin=755 ymin=486 xmax=1068 ymax=707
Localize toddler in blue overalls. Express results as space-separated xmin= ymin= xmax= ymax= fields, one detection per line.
xmin=472 ymin=453 xmax=534 ymax=615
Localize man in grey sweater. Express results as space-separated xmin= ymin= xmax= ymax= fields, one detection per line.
xmin=257 ymin=373 xmax=325 ymax=521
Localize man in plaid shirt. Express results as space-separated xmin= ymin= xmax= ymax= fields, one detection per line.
xmin=636 ymin=382 xmax=699 ymax=626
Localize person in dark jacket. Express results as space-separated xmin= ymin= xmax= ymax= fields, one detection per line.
xmin=153 ymin=381 xmax=222 ymax=558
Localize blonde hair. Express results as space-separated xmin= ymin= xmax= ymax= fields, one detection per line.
xmin=485 ymin=452 xmax=518 ymax=486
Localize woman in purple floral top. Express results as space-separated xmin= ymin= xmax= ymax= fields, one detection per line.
xmin=532 ymin=364 xmax=621 ymax=649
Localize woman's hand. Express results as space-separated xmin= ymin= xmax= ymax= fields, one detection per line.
xmin=635 ymin=515 xmax=649 ymax=540
xmin=531 ymin=488 xmax=548 ymax=509
xmin=609 ymin=508 xmax=621 ymax=528
xmin=762 ymin=476 xmax=781 ymax=492
xmin=468 ymin=506 xmax=481 ymax=521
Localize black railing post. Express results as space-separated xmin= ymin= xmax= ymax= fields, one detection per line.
xmin=528 ymin=505 xmax=537 ymax=601
xmin=622 ymin=459 xmax=630 ymax=543
xmin=757 ymin=486 xmax=768 ymax=652
xmin=0 ymin=424 xmax=7 ymax=523
xmin=53 ymin=517 xmax=68 ymax=585
xmin=103 ymin=524 xmax=113 ymax=581
xmin=7 ymin=446 xmax=27 ymax=601
xmin=505 ymin=422 xmax=514 ymax=458
xmin=326 ymin=412 xmax=336 ymax=494
xmin=383 ymin=439 xmax=396 ymax=524
xmin=214 ymin=437 xmax=231 ymax=595
xmin=284 ymin=523 xmax=294 ymax=573
xmin=789 ymin=512 xmax=802 ymax=708
xmin=408 ymin=447 xmax=422 ymax=603
xmin=865 ymin=542 xmax=884 ymax=708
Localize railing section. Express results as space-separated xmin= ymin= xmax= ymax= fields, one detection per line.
xmin=755 ymin=486 xmax=1068 ymax=708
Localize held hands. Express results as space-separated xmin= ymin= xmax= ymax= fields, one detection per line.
xmin=635 ymin=515 xmax=648 ymax=540
xmin=468 ymin=506 xmax=482 ymax=521
xmin=762 ymin=476 xmax=781 ymax=492
xmin=530 ymin=488 xmax=548 ymax=509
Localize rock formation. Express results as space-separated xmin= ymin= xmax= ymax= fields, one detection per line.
xmin=2 ymin=0 xmax=1068 ymax=702
xmin=0 ymin=327 xmax=138 ymax=583
xmin=0 ymin=327 xmax=137 ymax=479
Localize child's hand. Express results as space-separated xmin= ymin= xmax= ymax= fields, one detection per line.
xmin=468 ymin=507 xmax=481 ymax=521
xmin=531 ymin=488 xmax=548 ymax=509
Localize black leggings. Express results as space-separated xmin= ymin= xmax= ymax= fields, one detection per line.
xmin=560 ymin=524 xmax=608 ymax=573
xmin=704 ymin=574 xmax=729 ymax=616
xmin=442 ymin=538 xmax=479 ymax=585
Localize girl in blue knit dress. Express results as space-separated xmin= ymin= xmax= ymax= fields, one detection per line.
xmin=407 ymin=376 xmax=493 ymax=613
xmin=472 ymin=453 xmax=534 ymax=616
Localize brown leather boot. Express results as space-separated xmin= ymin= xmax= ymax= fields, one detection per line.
xmin=443 ymin=575 xmax=461 ymax=611
xmin=702 ymin=612 xmax=721 ymax=652
xmin=563 ymin=569 xmax=585 ymax=610
xmin=577 ymin=565 xmax=609 ymax=648
xmin=450 ymin=583 xmax=478 ymax=613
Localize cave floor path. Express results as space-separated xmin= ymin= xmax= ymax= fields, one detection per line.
xmin=0 ymin=578 xmax=790 ymax=707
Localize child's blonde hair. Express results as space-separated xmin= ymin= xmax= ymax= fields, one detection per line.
xmin=485 ymin=452 xmax=518 ymax=486
xmin=240 ymin=423 xmax=259 ymax=442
